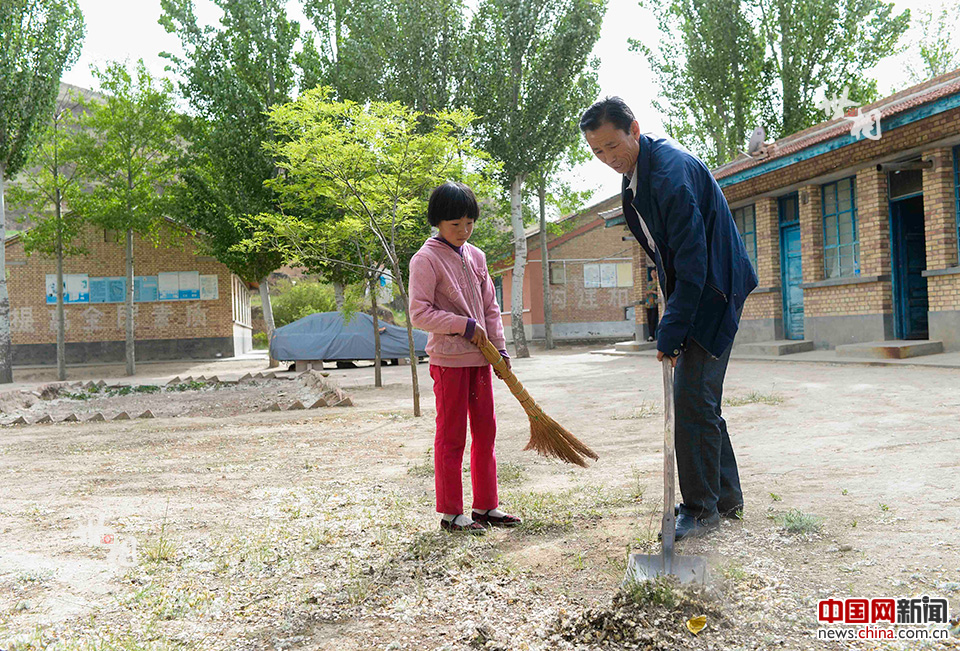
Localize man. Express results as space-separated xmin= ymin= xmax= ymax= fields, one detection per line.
xmin=580 ymin=97 xmax=758 ymax=540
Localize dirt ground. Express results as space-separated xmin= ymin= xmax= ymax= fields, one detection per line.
xmin=0 ymin=346 xmax=958 ymax=650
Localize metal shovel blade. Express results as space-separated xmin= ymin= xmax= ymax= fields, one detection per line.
xmin=625 ymin=550 xmax=707 ymax=585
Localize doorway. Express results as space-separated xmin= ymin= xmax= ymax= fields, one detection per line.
xmin=779 ymin=194 xmax=804 ymax=340
xmin=890 ymin=194 xmax=928 ymax=339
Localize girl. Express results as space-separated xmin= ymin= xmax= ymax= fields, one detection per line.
xmin=408 ymin=182 xmax=522 ymax=534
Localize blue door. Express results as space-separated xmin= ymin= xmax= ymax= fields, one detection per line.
xmin=779 ymin=195 xmax=804 ymax=340
xmin=891 ymin=195 xmax=928 ymax=339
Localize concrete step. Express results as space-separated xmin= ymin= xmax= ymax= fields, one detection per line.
xmin=614 ymin=340 xmax=659 ymax=352
xmin=835 ymin=340 xmax=944 ymax=359
xmin=737 ymin=340 xmax=815 ymax=356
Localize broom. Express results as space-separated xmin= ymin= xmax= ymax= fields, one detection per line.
xmin=478 ymin=339 xmax=599 ymax=467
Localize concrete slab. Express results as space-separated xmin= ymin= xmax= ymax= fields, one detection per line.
xmin=736 ymin=340 xmax=815 ymax=356
xmin=613 ymin=340 xmax=658 ymax=352
xmin=835 ymin=340 xmax=944 ymax=359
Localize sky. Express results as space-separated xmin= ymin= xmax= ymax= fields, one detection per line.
xmin=62 ymin=0 xmax=949 ymax=205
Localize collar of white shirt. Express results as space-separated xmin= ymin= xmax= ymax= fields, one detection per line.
xmin=626 ymin=164 xmax=638 ymax=195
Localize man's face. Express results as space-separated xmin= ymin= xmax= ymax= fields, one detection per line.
xmin=584 ymin=120 xmax=641 ymax=177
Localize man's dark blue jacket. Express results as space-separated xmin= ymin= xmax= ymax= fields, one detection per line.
xmin=623 ymin=133 xmax=758 ymax=359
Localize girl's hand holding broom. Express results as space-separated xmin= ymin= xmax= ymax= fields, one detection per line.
xmin=474 ymin=335 xmax=598 ymax=468
xmin=470 ymin=327 xmax=510 ymax=379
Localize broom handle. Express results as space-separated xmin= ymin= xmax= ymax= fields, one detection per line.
xmin=478 ymin=339 xmax=538 ymax=412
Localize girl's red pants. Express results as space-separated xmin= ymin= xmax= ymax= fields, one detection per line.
xmin=429 ymin=364 xmax=498 ymax=515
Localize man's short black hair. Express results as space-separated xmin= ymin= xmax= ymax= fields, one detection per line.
xmin=427 ymin=182 xmax=479 ymax=226
xmin=579 ymin=96 xmax=636 ymax=134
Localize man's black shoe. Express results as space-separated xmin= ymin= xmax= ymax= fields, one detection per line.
xmin=675 ymin=503 xmax=743 ymax=520
xmin=658 ymin=512 xmax=721 ymax=541
xmin=674 ymin=512 xmax=720 ymax=540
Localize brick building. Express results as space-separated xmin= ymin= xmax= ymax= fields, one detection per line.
xmin=5 ymin=221 xmax=254 ymax=364
xmin=602 ymin=69 xmax=960 ymax=353
xmin=493 ymin=195 xmax=640 ymax=342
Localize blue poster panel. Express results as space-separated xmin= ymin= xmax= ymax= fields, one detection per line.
xmin=158 ymin=272 xmax=180 ymax=301
xmin=178 ymin=271 xmax=200 ymax=300
xmin=140 ymin=276 xmax=159 ymax=302
xmin=106 ymin=277 xmax=127 ymax=303
xmin=89 ymin=278 xmax=108 ymax=304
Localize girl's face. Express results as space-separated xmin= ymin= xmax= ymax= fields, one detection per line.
xmin=437 ymin=215 xmax=475 ymax=247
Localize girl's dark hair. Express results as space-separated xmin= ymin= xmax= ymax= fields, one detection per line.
xmin=427 ymin=182 xmax=479 ymax=226
xmin=579 ymin=96 xmax=636 ymax=134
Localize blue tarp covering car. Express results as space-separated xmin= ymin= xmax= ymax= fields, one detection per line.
xmin=269 ymin=311 xmax=428 ymax=362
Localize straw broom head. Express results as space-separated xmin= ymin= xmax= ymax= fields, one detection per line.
xmin=479 ymin=340 xmax=598 ymax=467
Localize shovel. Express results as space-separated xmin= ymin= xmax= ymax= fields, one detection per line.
xmin=625 ymin=309 xmax=708 ymax=585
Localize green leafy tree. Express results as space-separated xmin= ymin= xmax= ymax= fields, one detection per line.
xmin=260 ymin=90 xmax=493 ymax=416
xmin=246 ymin=207 xmax=392 ymax=387
xmin=631 ymin=0 xmax=766 ymax=167
xmin=73 ymin=60 xmax=180 ymax=377
xmin=0 ymin=0 xmax=84 ymax=383
xmin=160 ymin=0 xmax=295 ymax=361
xmin=905 ymin=4 xmax=960 ymax=84
xmin=634 ymin=0 xmax=909 ymax=158
xmin=758 ymin=0 xmax=909 ymax=137
xmin=269 ymin=280 xmax=337 ymax=327
xmin=11 ymin=89 xmax=88 ymax=380
xmin=299 ymin=0 xmax=468 ymax=112
xmin=465 ymin=0 xmax=605 ymax=358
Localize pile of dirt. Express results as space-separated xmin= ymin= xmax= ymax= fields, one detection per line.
xmin=551 ymin=577 xmax=729 ymax=649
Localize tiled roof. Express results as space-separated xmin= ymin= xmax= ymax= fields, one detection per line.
xmin=713 ymin=68 xmax=960 ymax=180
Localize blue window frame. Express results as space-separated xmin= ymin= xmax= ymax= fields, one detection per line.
xmin=821 ymin=177 xmax=860 ymax=278
xmin=954 ymin=145 xmax=960 ymax=261
xmin=733 ymin=204 xmax=758 ymax=272
xmin=493 ymin=276 xmax=503 ymax=311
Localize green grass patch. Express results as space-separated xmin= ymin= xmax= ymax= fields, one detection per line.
xmin=504 ymin=484 xmax=630 ymax=535
xmin=611 ymin=402 xmax=658 ymax=420
xmin=723 ymin=391 xmax=784 ymax=407
xmin=772 ymin=508 xmax=822 ymax=534
xmin=622 ymin=576 xmax=682 ymax=608
xmin=165 ymin=381 xmax=213 ymax=392
xmin=407 ymin=447 xmax=434 ymax=478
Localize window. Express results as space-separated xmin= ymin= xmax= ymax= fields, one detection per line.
xmin=733 ymin=204 xmax=758 ymax=272
xmin=583 ymin=262 xmax=633 ymax=289
xmin=888 ymin=168 xmax=922 ymax=199
xmin=493 ymin=276 xmax=503 ymax=311
xmin=954 ymin=145 xmax=960 ymax=261
xmin=821 ymin=177 xmax=860 ymax=278
xmin=549 ymin=261 xmax=566 ymax=284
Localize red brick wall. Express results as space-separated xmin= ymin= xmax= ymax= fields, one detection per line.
xmin=5 ymin=223 xmax=243 ymax=345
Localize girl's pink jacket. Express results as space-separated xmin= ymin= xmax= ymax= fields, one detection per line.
xmin=408 ymin=237 xmax=507 ymax=367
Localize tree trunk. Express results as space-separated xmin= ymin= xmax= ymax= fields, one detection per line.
xmin=333 ymin=282 xmax=345 ymax=309
xmin=538 ymin=180 xmax=554 ymax=350
xmin=56 ymin=192 xmax=66 ymax=381
xmin=370 ymin=276 xmax=382 ymax=388
xmin=0 ymin=167 xmax=12 ymax=384
xmin=390 ymin=263 xmax=420 ymax=417
xmin=125 ymin=229 xmax=135 ymax=376
xmin=259 ymin=277 xmax=278 ymax=368
xmin=509 ymin=173 xmax=530 ymax=358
